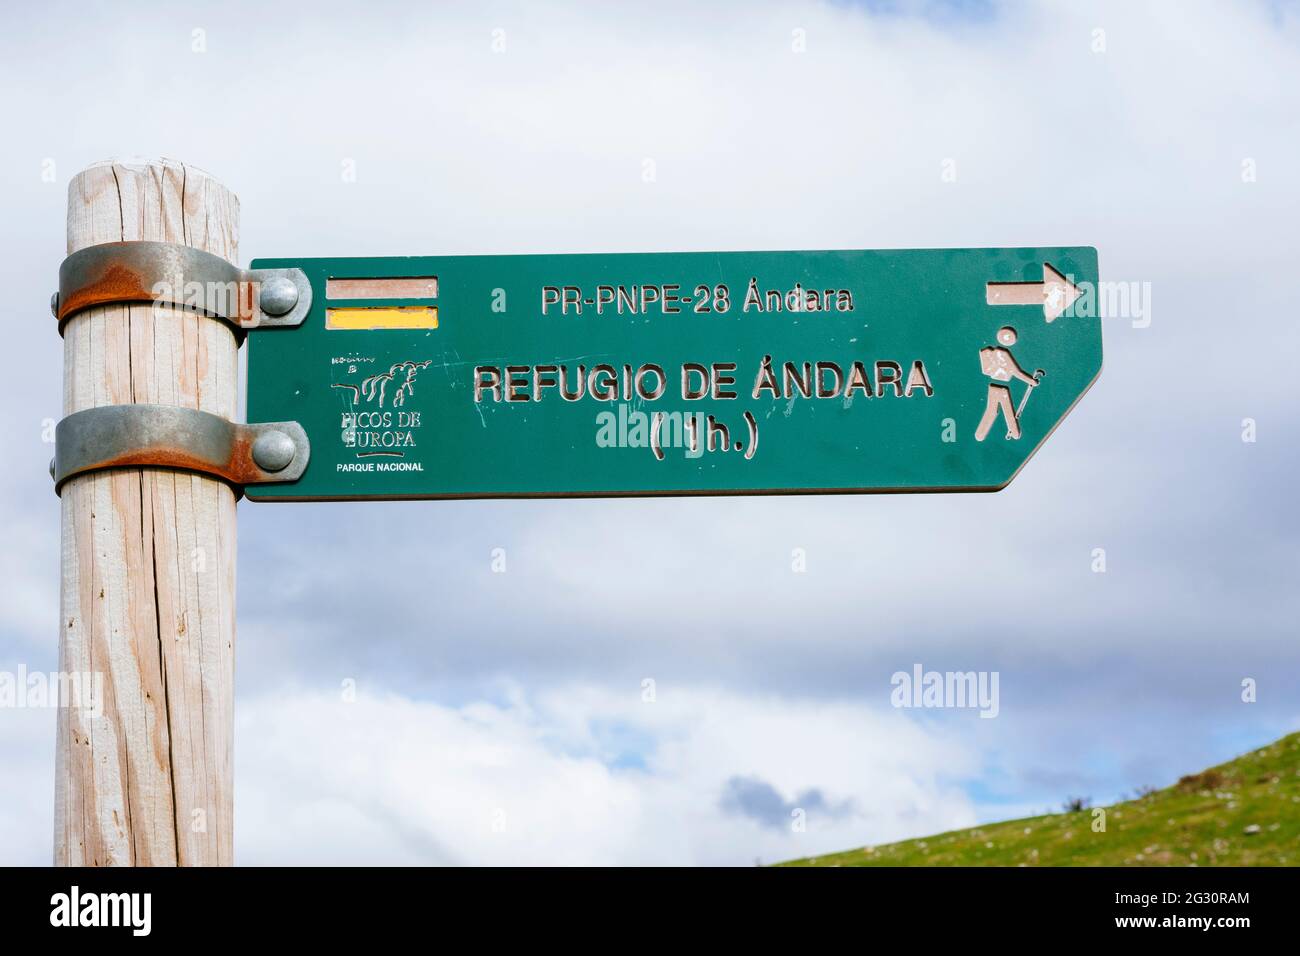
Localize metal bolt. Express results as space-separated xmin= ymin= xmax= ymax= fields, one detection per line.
xmin=50 ymin=292 xmax=59 ymax=318
xmin=259 ymin=276 xmax=299 ymax=317
xmin=251 ymin=430 xmax=296 ymax=472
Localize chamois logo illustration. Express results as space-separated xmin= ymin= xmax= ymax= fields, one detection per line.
xmin=332 ymin=360 xmax=433 ymax=407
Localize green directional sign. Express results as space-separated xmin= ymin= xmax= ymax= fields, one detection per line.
xmin=245 ymin=247 xmax=1100 ymax=501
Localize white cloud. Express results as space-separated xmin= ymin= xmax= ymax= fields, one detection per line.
xmin=235 ymin=683 xmax=976 ymax=865
xmin=0 ymin=708 xmax=54 ymax=866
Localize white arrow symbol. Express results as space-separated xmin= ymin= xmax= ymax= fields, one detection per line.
xmin=986 ymin=262 xmax=1082 ymax=323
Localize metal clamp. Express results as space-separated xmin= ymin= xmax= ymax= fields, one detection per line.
xmin=53 ymin=241 xmax=312 ymax=333
xmin=52 ymin=404 xmax=310 ymax=495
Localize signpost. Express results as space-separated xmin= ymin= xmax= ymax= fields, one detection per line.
xmin=246 ymin=247 xmax=1100 ymax=500
xmin=52 ymin=159 xmax=1101 ymax=867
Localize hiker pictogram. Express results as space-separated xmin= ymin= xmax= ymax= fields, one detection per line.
xmin=975 ymin=326 xmax=1044 ymax=442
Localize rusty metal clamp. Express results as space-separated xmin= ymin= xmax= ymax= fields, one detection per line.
xmin=52 ymin=404 xmax=310 ymax=496
xmin=53 ymin=241 xmax=312 ymax=333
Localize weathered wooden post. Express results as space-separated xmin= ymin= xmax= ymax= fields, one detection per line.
xmin=55 ymin=160 xmax=239 ymax=865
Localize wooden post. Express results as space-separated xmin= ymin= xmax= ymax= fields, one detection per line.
xmin=56 ymin=160 xmax=239 ymax=866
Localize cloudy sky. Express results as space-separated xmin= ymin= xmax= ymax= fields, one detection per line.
xmin=1 ymin=0 xmax=1297 ymax=865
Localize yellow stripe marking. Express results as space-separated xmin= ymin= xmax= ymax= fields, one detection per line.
xmin=326 ymin=306 xmax=438 ymax=330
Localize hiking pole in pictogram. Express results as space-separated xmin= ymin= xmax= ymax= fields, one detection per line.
xmin=1010 ymin=370 xmax=1046 ymax=439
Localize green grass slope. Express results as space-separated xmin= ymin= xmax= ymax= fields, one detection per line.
xmin=781 ymin=732 xmax=1299 ymax=867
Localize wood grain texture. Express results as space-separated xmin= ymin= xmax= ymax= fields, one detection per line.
xmin=57 ymin=160 xmax=238 ymax=866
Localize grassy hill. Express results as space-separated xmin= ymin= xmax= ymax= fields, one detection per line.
xmin=780 ymin=732 xmax=1299 ymax=867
